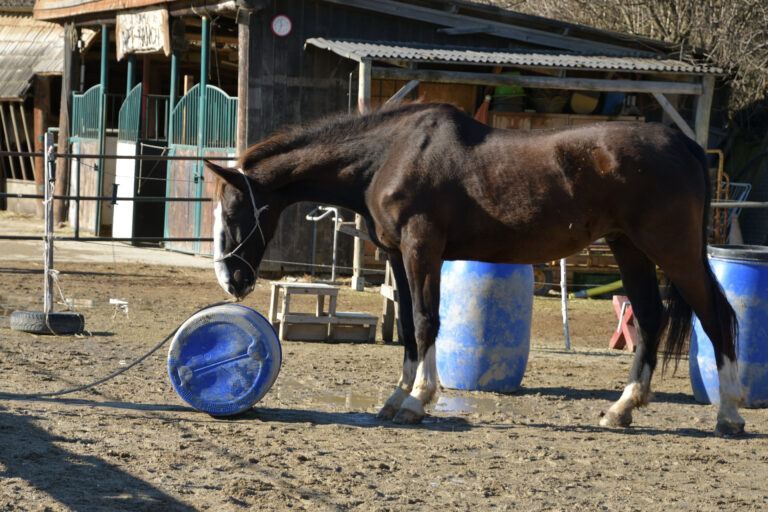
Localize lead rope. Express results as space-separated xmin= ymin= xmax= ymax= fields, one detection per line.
xmin=213 ymin=168 xmax=268 ymax=281
xmin=0 ymin=301 xmax=234 ymax=399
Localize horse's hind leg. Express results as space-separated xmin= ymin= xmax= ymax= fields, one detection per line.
xmin=377 ymin=252 xmax=418 ymax=420
xmin=600 ymin=235 xmax=664 ymax=428
xmin=659 ymin=260 xmax=745 ymax=436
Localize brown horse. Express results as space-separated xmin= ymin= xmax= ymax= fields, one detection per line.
xmin=206 ymin=102 xmax=744 ymax=436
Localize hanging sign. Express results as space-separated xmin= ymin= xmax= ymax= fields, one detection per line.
xmin=116 ymin=8 xmax=171 ymax=61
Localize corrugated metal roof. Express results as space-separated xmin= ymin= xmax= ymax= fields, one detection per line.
xmin=0 ymin=14 xmax=63 ymax=99
xmin=306 ymin=38 xmax=722 ymax=75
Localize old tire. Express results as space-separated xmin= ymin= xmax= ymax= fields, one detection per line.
xmin=10 ymin=310 xmax=84 ymax=335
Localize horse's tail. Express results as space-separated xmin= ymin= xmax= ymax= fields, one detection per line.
xmin=660 ymin=134 xmax=738 ymax=372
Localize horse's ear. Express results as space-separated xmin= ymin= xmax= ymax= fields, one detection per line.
xmin=204 ymin=160 xmax=248 ymax=192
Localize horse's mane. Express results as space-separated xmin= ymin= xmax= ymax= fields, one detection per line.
xmin=239 ymin=102 xmax=442 ymax=169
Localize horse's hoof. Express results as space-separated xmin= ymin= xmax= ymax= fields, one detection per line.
xmin=376 ymin=405 xmax=398 ymax=421
xmin=392 ymin=408 xmax=424 ymax=425
xmin=715 ymin=419 xmax=745 ymax=437
xmin=599 ymin=410 xmax=632 ymax=428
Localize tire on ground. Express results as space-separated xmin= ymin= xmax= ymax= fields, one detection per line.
xmin=10 ymin=310 xmax=84 ymax=335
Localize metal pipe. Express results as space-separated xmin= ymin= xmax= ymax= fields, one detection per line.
xmin=43 ymin=133 xmax=55 ymax=314
xmin=560 ymin=258 xmax=571 ymax=350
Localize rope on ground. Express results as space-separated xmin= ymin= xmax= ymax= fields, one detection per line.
xmin=0 ymin=300 xmax=234 ymax=399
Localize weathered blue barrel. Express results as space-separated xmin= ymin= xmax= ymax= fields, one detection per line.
xmin=690 ymin=245 xmax=768 ymax=407
xmin=436 ymin=261 xmax=534 ymax=393
xmin=168 ymin=304 xmax=281 ymax=416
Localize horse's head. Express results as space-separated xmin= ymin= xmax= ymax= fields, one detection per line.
xmin=205 ymin=160 xmax=279 ymax=299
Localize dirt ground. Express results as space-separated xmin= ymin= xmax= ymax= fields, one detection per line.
xmin=2 ymin=227 xmax=768 ymax=510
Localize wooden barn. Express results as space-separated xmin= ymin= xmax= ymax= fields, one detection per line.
xmin=33 ymin=0 xmax=722 ymax=279
xmin=0 ymin=0 xmax=62 ymax=217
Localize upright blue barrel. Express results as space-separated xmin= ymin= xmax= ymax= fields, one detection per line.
xmin=436 ymin=261 xmax=534 ymax=393
xmin=690 ymin=244 xmax=768 ymax=407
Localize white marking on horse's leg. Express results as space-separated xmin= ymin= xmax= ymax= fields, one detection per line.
xmin=399 ymin=345 xmax=438 ymax=418
xmin=716 ymin=357 xmax=746 ymax=436
xmin=600 ymin=364 xmax=652 ymax=427
xmin=213 ymin=202 xmax=233 ymax=296
xmin=382 ymin=357 xmax=417 ymax=411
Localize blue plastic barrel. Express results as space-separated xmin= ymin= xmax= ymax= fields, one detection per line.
xmin=436 ymin=261 xmax=534 ymax=393
xmin=168 ymin=304 xmax=281 ymax=416
xmin=690 ymin=245 xmax=768 ymax=407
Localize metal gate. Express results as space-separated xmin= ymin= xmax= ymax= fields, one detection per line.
xmin=165 ymin=84 xmax=237 ymax=255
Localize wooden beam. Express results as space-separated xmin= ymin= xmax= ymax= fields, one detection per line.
xmin=352 ymin=59 xmax=372 ymax=291
xmin=651 ymin=92 xmax=696 ymax=140
xmin=8 ymin=103 xmax=26 ymax=180
xmin=34 ymin=75 xmax=51 ymax=217
xmin=56 ymin=23 xmax=79 ymax=226
xmin=322 ymin=0 xmax=650 ymax=56
xmin=236 ymin=7 xmax=250 ymax=154
xmin=0 ymin=104 xmax=19 ymax=180
xmin=694 ymin=75 xmax=715 ymax=148
xmin=384 ymin=80 xmax=420 ymax=106
xmin=371 ymin=66 xmax=703 ymax=95
xmin=358 ymin=59 xmax=372 ymax=113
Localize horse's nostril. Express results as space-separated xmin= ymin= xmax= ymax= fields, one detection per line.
xmin=233 ymin=269 xmax=242 ymax=283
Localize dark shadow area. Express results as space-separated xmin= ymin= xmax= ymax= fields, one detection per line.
xmin=0 ymin=405 xmax=197 ymax=511
xmin=233 ymin=406 xmax=474 ymax=432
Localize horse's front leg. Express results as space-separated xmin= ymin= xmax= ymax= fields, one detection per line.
xmin=377 ymin=252 xmax=418 ymax=420
xmin=391 ymin=225 xmax=445 ymax=425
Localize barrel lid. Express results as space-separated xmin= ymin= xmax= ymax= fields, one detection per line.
xmin=708 ymin=244 xmax=768 ymax=262
xmin=168 ymin=304 xmax=281 ymax=416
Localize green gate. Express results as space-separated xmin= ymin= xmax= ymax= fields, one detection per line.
xmin=165 ymin=84 xmax=238 ymax=255
xmin=117 ymin=83 xmax=142 ymax=142
xmin=72 ymin=84 xmax=103 ymax=140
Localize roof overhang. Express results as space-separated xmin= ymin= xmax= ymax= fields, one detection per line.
xmin=305 ymin=38 xmax=723 ymax=76
xmin=0 ymin=14 xmax=64 ymax=100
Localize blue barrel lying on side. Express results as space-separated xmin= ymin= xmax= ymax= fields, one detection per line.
xmin=436 ymin=261 xmax=534 ymax=393
xmin=690 ymin=244 xmax=768 ymax=407
xmin=168 ymin=304 xmax=282 ymax=416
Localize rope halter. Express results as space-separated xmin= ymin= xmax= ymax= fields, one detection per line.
xmin=213 ymin=168 xmax=268 ymax=281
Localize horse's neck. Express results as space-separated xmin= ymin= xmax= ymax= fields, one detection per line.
xmin=257 ymin=137 xmax=384 ymax=210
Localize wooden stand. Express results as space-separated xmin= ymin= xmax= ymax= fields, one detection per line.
xmin=269 ymin=282 xmax=378 ymax=343
xmin=380 ymin=260 xmax=402 ymax=342
xmin=608 ymin=295 xmax=637 ymax=351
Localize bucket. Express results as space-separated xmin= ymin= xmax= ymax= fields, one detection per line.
xmin=436 ymin=261 xmax=533 ymax=393
xmin=168 ymin=304 xmax=282 ymax=416
xmin=690 ymin=244 xmax=768 ymax=407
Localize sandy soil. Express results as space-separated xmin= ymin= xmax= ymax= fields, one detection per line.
xmin=1 ymin=244 xmax=768 ymax=510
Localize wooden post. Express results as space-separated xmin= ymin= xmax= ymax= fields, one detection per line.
xmin=236 ymin=7 xmax=251 ymax=155
xmin=694 ymin=75 xmax=715 ymax=149
xmin=43 ymin=132 xmax=55 ymax=314
xmin=33 ymin=75 xmax=51 ymax=217
xmin=0 ymin=104 xmax=18 ymax=179
xmin=352 ymin=59 xmax=372 ymax=291
xmin=55 ymin=23 xmax=79 ymax=226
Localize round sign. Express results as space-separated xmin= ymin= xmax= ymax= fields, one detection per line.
xmin=271 ymin=15 xmax=292 ymax=37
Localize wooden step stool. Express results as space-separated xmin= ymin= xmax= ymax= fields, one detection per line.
xmin=268 ymin=281 xmax=378 ymax=342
